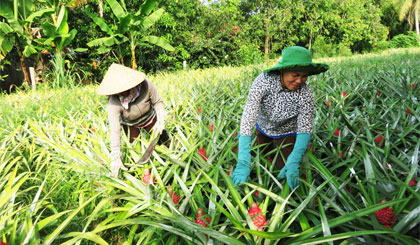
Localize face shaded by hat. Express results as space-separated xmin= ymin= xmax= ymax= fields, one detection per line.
xmin=96 ymin=63 xmax=146 ymax=96
xmin=264 ymin=46 xmax=329 ymax=75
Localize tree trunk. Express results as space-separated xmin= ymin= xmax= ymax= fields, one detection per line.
xmin=308 ymin=30 xmax=313 ymax=50
xmin=16 ymin=45 xmax=31 ymax=86
xmin=131 ymin=46 xmax=137 ymax=70
xmin=264 ymin=21 xmax=269 ymax=63
xmin=415 ymin=4 xmax=419 ymax=35
xmin=98 ymin=0 xmax=104 ymax=18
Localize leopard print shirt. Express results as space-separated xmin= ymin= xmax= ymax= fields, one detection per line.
xmin=240 ymin=72 xmax=314 ymax=137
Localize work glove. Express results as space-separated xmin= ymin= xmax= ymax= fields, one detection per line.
xmin=278 ymin=133 xmax=311 ymax=190
xmin=110 ymin=150 xmax=127 ymax=178
xmin=231 ymin=135 xmax=252 ymax=185
xmin=153 ymin=110 xmax=167 ymax=135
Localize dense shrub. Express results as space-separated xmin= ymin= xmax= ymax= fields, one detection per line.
xmin=236 ymin=44 xmax=263 ymax=65
xmin=389 ymin=31 xmax=420 ymax=48
xmin=373 ymin=40 xmax=390 ymax=52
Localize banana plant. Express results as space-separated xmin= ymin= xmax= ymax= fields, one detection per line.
xmin=40 ymin=5 xmax=87 ymax=87
xmin=41 ymin=5 xmax=77 ymax=53
xmin=0 ymin=0 xmax=54 ymax=85
xmin=86 ymin=0 xmax=174 ymax=70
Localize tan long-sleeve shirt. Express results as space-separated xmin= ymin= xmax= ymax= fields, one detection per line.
xmin=107 ymin=78 xmax=165 ymax=152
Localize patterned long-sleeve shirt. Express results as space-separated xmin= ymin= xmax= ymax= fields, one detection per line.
xmin=240 ymin=72 xmax=314 ymax=137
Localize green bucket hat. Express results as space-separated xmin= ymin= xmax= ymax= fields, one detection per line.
xmin=264 ymin=46 xmax=329 ymax=75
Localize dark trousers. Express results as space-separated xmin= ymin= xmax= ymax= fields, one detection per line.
xmin=123 ymin=116 xmax=170 ymax=145
xmin=255 ymin=129 xmax=296 ymax=170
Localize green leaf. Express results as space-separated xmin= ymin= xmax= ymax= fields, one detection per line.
xmin=0 ymin=22 xmax=13 ymax=34
xmin=26 ymin=7 xmax=54 ymax=22
xmin=61 ymin=29 xmax=77 ymax=48
xmin=235 ymin=226 xmax=293 ymax=239
xmin=41 ymin=22 xmax=58 ymax=38
xmin=297 ymin=230 xmax=392 ymax=245
xmin=60 ymin=232 xmax=108 ymax=245
xmin=0 ymin=1 xmax=14 ymax=19
xmin=44 ymin=192 xmax=103 ymax=244
xmin=284 ymin=198 xmax=410 ymax=244
xmin=142 ymin=8 xmax=164 ymax=29
xmin=87 ymin=36 xmax=119 ymax=47
xmin=140 ymin=0 xmax=157 ymax=16
xmin=0 ymin=38 xmax=13 ymax=56
xmin=117 ymin=14 xmax=132 ymax=34
xmin=22 ymin=45 xmax=37 ymax=57
xmin=105 ymin=0 xmax=126 ymax=19
xmin=84 ymin=10 xmax=113 ymax=35
xmin=141 ymin=35 xmax=174 ymax=51
xmin=56 ymin=6 xmax=68 ymax=32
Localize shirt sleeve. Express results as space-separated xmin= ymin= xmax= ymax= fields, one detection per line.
xmin=146 ymin=78 xmax=166 ymax=119
xmin=107 ymin=97 xmax=123 ymax=153
xmin=297 ymin=84 xmax=314 ymax=134
xmin=240 ymin=74 xmax=269 ymax=136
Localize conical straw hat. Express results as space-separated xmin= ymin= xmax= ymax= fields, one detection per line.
xmin=96 ymin=63 xmax=146 ymax=95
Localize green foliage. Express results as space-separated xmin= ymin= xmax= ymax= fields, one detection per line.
xmin=1 ymin=49 xmax=419 ymax=244
xmin=373 ymin=40 xmax=391 ymax=52
xmin=0 ymin=0 xmax=53 ymax=58
xmin=312 ymin=36 xmax=335 ymax=58
xmin=236 ymin=44 xmax=263 ymax=65
xmin=389 ymin=31 xmax=420 ymax=48
xmin=85 ymin=0 xmax=174 ymax=69
xmin=0 ymin=0 xmax=416 ymax=86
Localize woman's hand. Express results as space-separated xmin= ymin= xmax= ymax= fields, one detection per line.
xmin=231 ymin=135 xmax=252 ymax=185
xmin=277 ymin=133 xmax=310 ymax=190
xmin=110 ymin=151 xmax=128 ymax=178
xmin=153 ymin=119 xmax=165 ymax=135
xmin=153 ymin=110 xmax=167 ymax=135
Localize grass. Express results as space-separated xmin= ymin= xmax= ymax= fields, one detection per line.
xmin=0 ymin=48 xmax=419 ymax=244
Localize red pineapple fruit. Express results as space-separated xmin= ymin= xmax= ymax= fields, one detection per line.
xmin=375 ymin=135 xmax=383 ymax=145
xmin=374 ymin=200 xmax=396 ymax=228
xmin=198 ymin=148 xmax=208 ymax=161
xmin=142 ymin=168 xmax=151 ymax=184
xmin=249 ymin=202 xmax=268 ymax=231
xmin=334 ymin=129 xmax=340 ymax=136
xmin=167 ymin=186 xmax=181 ymax=204
xmin=408 ymin=178 xmax=417 ymax=186
xmin=195 ymin=208 xmax=211 ymax=227
xmin=227 ymin=166 xmax=233 ymax=176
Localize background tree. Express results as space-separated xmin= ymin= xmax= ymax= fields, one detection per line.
xmin=239 ymin=0 xmax=297 ymax=62
xmin=392 ymin=0 xmax=420 ymax=36
xmin=86 ymin=0 xmax=174 ymax=70
xmin=0 ymin=0 xmax=53 ymax=85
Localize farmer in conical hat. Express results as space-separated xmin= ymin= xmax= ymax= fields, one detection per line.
xmin=231 ymin=46 xmax=329 ymax=189
xmin=97 ymin=63 xmax=169 ymax=177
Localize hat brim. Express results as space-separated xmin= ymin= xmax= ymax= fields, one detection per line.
xmin=264 ymin=62 xmax=329 ymax=75
xmin=96 ymin=63 xmax=146 ymax=96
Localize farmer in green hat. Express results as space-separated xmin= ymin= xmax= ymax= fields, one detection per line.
xmin=97 ymin=63 xmax=169 ymax=178
xmin=231 ymin=46 xmax=329 ymax=189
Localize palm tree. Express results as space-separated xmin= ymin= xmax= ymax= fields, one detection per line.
xmin=393 ymin=0 xmax=419 ymax=35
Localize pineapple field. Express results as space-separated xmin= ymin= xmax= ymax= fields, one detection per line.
xmin=0 ymin=48 xmax=419 ymax=244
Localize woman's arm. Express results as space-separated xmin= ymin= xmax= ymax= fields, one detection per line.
xmin=146 ymin=79 xmax=167 ymax=134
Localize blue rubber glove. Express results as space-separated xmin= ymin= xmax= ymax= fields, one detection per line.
xmin=231 ymin=135 xmax=252 ymax=185
xmin=278 ymin=133 xmax=310 ymax=189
